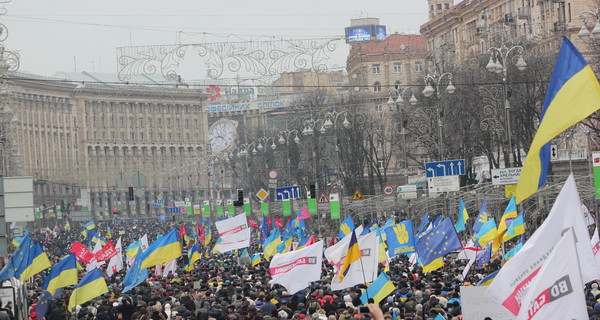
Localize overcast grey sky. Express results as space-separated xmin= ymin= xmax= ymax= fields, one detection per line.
xmin=4 ymin=0 xmax=429 ymax=79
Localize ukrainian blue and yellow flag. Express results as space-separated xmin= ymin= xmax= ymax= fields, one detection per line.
xmin=415 ymin=217 xmax=462 ymax=273
xmin=125 ymin=240 xmax=142 ymax=259
xmin=251 ymin=254 xmax=262 ymax=266
xmin=140 ymin=228 xmax=181 ymax=269
xmin=503 ymin=210 xmax=525 ymax=242
xmin=472 ymin=201 xmax=489 ymax=234
xmin=65 ymin=221 xmax=71 ymax=232
xmin=503 ymin=236 xmax=524 ymax=260
xmin=0 ymin=231 xmax=32 ymax=281
xmin=454 ymin=199 xmax=469 ymax=232
xmin=516 ymin=37 xmax=600 ymax=203
xmin=43 ymin=254 xmax=77 ymax=295
xmin=84 ymin=220 xmax=95 ymax=230
xmin=497 ymin=196 xmax=518 ymax=236
xmin=68 ymin=268 xmax=108 ymax=310
xmin=11 ymin=236 xmax=23 ymax=248
xmin=184 ymin=242 xmax=201 ymax=272
xmin=338 ymin=216 xmax=355 ymax=239
xmin=359 ymin=272 xmax=396 ymax=305
xmin=339 ymin=231 xmax=361 ymax=281
xmin=263 ymin=228 xmax=282 ymax=261
xmin=19 ymin=242 xmax=51 ymax=282
xmin=475 ymin=218 xmax=497 ymax=247
xmin=477 ymin=270 xmax=499 ymax=286
xmin=296 ymin=236 xmax=311 ymax=250
xmin=92 ymin=234 xmax=107 ymax=246
xmin=240 ymin=248 xmax=249 ymax=258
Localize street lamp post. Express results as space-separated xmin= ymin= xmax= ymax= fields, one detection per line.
xmin=578 ymin=8 xmax=600 ymax=39
xmin=485 ymin=44 xmax=527 ymax=167
xmin=387 ymin=87 xmax=417 ymax=172
xmin=422 ymin=72 xmax=456 ymax=160
xmin=278 ymin=130 xmax=300 ymax=185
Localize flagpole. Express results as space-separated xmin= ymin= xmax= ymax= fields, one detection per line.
xmin=357 ymin=252 xmax=370 ymax=302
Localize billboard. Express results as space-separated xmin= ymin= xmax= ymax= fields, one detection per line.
xmin=3 ymin=176 xmax=34 ymax=222
xmin=345 ymin=25 xmax=387 ymax=43
xmin=346 ymin=26 xmax=371 ymax=43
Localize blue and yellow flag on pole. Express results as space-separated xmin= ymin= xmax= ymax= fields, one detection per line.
xmin=0 ymin=231 xmax=31 ymax=281
xmin=359 ymin=272 xmax=396 ymax=305
xmin=19 ymin=242 xmax=51 ymax=282
xmin=515 ymin=37 xmax=600 ymax=203
xmin=43 ymin=254 xmax=77 ymax=296
xmin=503 ymin=210 xmax=525 ymax=242
xmin=339 ymin=231 xmax=361 ymax=281
xmin=415 ymin=218 xmax=462 ymax=273
xmin=338 ymin=216 xmax=355 ymax=239
xmin=84 ymin=220 xmax=95 ymax=230
xmin=454 ymin=199 xmax=469 ymax=232
xmin=497 ymin=196 xmax=518 ymax=236
xmin=472 ymin=201 xmax=489 ymax=234
xmin=68 ymin=268 xmax=108 ymax=310
xmin=140 ymin=228 xmax=181 ymax=269
xmin=385 ymin=220 xmax=416 ymax=257
xmin=475 ymin=218 xmax=497 ymax=247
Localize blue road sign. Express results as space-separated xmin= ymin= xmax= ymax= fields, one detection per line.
xmin=168 ymin=207 xmax=181 ymax=214
xmin=425 ymin=159 xmax=465 ymax=177
xmin=276 ymin=186 xmax=302 ymax=200
xmin=156 ymin=199 xmax=165 ymax=204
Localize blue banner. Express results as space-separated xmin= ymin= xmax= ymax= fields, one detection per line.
xmin=385 ymin=220 xmax=416 ymax=257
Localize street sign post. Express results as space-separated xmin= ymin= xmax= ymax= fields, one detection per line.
xmin=427 ymin=176 xmax=460 ymax=193
xmin=396 ymin=185 xmax=417 ymax=199
xmin=382 ymin=185 xmax=394 ymax=196
xmin=276 ymin=186 xmax=302 ymax=200
xmin=317 ymin=192 xmax=329 ymax=203
xmin=256 ymin=188 xmax=269 ymax=201
xmin=425 ymin=159 xmax=465 ymax=177
xmin=352 ymin=189 xmax=364 ymax=200
xmin=491 ymin=167 xmax=522 ymax=185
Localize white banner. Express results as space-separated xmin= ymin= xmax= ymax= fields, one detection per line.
xmin=106 ymin=237 xmax=123 ymax=277
xmin=330 ymin=231 xmax=379 ymax=291
xmin=215 ymin=213 xmax=250 ymax=253
xmin=487 ymin=175 xmax=600 ymax=315
xmin=269 ymin=241 xmax=323 ymax=294
xmin=517 ymin=229 xmax=587 ymax=319
xmin=457 ymin=239 xmax=482 ymax=260
xmin=461 ymin=286 xmax=515 ymax=320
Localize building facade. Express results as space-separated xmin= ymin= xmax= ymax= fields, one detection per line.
xmin=420 ymin=0 xmax=597 ymax=63
xmin=10 ymin=72 xmax=208 ymax=218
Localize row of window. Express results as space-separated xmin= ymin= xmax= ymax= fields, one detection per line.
xmin=87 ymin=115 xmax=201 ymax=129
xmin=371 ymin=61 xmax=423 ymax=74
xmin=88 ymin=131 xmax=197 ymax=143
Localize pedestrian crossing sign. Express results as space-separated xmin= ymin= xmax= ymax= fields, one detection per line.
xmin=317 ymin=192 xmax=329 ymax=203
xmin=352 ymin=188 xmax=364 ymax=200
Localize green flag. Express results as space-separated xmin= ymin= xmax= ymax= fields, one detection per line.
xmin=261 ymin=202 xmax=269 ymax=216
xmin=203 ymin=200 xmax=211 ymax=217
xmin=282 ymin=199 xmax=291 ymax=216
xmin=330 ymin=193 xmax=340 ymax=219
xmin=307 ymin=198 xmax=317 ymax=215
xmin=244 ymin=198 xmax=251 ymax=216
xmin=216 ymin=201 xmax=224 ymax=216
xmin=227 ymin=200 xmax=235 ymax=216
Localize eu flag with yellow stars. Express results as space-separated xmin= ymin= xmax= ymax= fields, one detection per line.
xmin=415 ymin=217 xmax=462 ymax=273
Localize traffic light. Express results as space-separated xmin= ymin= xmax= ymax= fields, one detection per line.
xmin=128 ymin=187 xmax=134 ymax=201
xmin=233 ymin=189 xmax=243 ymax=207
xmin=309 ymin=184 xmax=316 ymax=199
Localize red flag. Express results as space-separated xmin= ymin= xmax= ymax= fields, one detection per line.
xmin=94 ymin=240 xmax=117 ymax=262
xmin=195 ymin=219 xmax=201 ymax=235
xmin=275 ymin=217 xmax=284 ymax=229
xmin=305 ymin=235 xmax=316 ymax=247
xmin=267 ymin=216 xmax=272 ymax=227
xmin=199 ymin=226 xmax=205 ymax=245
xmin=328 ymin=234 xmax=336 ymax=247
xmin=70 ymin=242 xmax=95 ymax=263
xmin=297 ymin=207 xmax=311 ymax=220
xmin=179 ymin=223 xmax=186 ymax=239
xmin=248 ymin=218 xmax=259 ymax=229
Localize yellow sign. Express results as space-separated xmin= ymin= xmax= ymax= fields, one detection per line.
xmin=352 ymin=188 xmax=364 ymax=201
xmin=505 ymin=184 xmax=517 ymax=198
xmin=256 ymin=188 xmax=269 ymax=201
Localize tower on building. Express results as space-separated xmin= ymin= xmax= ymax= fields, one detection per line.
xmin=427 ymin=0 xmax=454 ymax=19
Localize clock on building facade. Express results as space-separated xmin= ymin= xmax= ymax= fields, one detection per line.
xmin=208 ymin=118 xmax=239 ymax=152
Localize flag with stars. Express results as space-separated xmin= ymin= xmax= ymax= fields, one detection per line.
xmin=121 ymin=250 xmax=148 ymax=293
xmin=415 ymin=217 xmax=462 ymax=270
xmin=0 ymin=231 xmax=32 ymax=281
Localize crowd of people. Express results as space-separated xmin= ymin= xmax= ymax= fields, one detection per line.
xmin=9 ymin=214 xmax=600 ymax=320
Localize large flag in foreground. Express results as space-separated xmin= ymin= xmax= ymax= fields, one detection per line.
xmin=19 ymin=242 xmax=51 ymax=282
xmin=140 ymin=228 xmax=181 ymax=269
xmin=487 ymin=175 xmax=599 ymax=315
xmin=269 ymin=241 xmax=323 ymax=294
xmin=330 ymin=230 xmax=379 ymax=291
xmin=68 ymin=268 xmax=108 ymax=310
xmin=515 ymin=37 xmax=600 ymax=203
xmin=415 ymin=217 xmax=462 ymax=273
xmin=517 ymin=229 xmax=587 ymax=319
xmin=0 ymin=231 xmax=31 ymax=281
xmin=215 ymin=213 xmax=251 ymax=253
